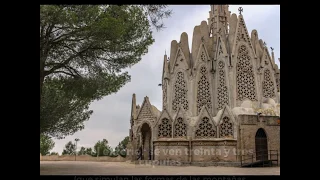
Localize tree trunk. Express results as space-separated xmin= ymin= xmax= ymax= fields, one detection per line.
xmin=40 ymin=73 xmax=44 ymax=105
xmin=40 ymin=58 xmax=45 ymax=135
xmin=40 ymin=55 xmax=46 ymax=105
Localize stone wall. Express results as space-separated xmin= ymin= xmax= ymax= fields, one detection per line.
xmin=238 ymin=115 xmax=280 ymax=164
xmin=154 ymin=145 xmax=189 ymax=162
xmin=191 ymin=145 xmax=237 ymax=162
xmin=153 ymin=140 xmax=238 ymax=163
xmin=153 ymin=141 xmax=189 ymax=162
xmin=40 ymin=155 xmax=126 ymax=162
xmin=191 ymin=140 xmax=238 ymax=162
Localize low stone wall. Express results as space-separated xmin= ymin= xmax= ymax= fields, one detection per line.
xmin=132 ymin=160 xmax=242 ymax=167
xmin=40 ymin=154 xmax=126 ymax=162
xmin=152 ymin=140 xmax=238 ymax=163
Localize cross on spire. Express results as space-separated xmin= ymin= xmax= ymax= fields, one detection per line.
xmin=270 ymin=47 xmax=274 ymax=52
xmin=238 ymin=7 xmax=243 ymax=15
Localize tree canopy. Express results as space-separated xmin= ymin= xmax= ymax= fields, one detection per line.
xmin=50 ymin=152 xmax=59 ymax=155
xmin=78 ymin=146 xmax=86 ymax=155
xmin=40 ymin=134 xmax=55 ymax=155
xmin=40 ymin=78 xmax=93 ymax=138
xmin=62 ymin=141 xmax=76 ymax=155
xmin=115 ymin=136 xmax=129 ymax=157
xmin=40 ymin=5 xmax=172 ymax=139
xmin=84 ymin=147 xmax=93 ymax=155
xmin=93 ymin=139 xmax=112 ymax=157
xmin=58 ymin=136 xmax=130 ymax=157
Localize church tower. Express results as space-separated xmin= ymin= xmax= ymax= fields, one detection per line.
xmin=161 ymin=5 xmax=279 ymax=117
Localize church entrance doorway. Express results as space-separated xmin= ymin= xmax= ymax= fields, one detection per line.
xmin=255 ymin=128 xmax=268 ymax=161
xmin=141 ymin=123 xmax=152 ymax=160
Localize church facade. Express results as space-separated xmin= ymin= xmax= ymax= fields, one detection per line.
xmin=127 ymin=5 xmax=280 ymax=166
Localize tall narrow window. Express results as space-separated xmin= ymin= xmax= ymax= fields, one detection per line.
xmin=217 ymin=61 xmax=229 ymax=110
xmin=236 ymin=45 xmax=257 ymax=101
xmin=172 ymin=72 xmax=188 ymax=111
xmin=197 ymin=67 xmax=212 ymax=113
xmin=219 ymin=116 xmax=233 ymax=138
xmin=263 ymin=69 xmax=275 ymax=98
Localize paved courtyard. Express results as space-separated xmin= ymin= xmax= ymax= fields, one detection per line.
xmin=40 ymin=161 xmax=280 ymax=175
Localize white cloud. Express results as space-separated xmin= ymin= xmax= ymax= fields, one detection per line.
xmin=51 ymin=5 xmax=280 ymax=154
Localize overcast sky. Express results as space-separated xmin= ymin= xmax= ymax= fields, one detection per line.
xmin=51 ymin=5 xmax=280 ymax=154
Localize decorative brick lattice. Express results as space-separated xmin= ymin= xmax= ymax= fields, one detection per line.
xmin=174 ymin=117 xmax=187 ymax=138
xmin=236 ymin=45 xmax=257 ymax=101
xmin=172 ymin=72 xmax=189 ymax=111
xmin=217 ymin=61 xmax=229 ymax=110
xmin=195 ymin=117 xmax=216 ymax=138
xmin=200 ymin=50 xmax=206 ymax=61
xmin=158 ymin=118 xmax=172 ymax=138
xmin=276 ymin=76 xmax=280 ymax=92
xmin=137 ymin=103 xmax=154 ymax=120
xmin=263 ymin=69 xmax=275 ymax=98
xmin=219 ymin=116 xmax=233 ymax=138
xmin=236 ymin=18 xmax=252 ymax=48
xmin=197 ymin=67 xmax=212 ymax=113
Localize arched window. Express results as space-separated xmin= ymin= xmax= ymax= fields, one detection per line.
xmin=174 ymin=117 xmax=187 ymax=138
xmin=219 ymin=116 xmax=233 ymax=138
xmin=195 ymin=117 xmax=216 ymax=138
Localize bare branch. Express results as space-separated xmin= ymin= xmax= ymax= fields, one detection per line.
xmin=51 ymin=70 xmax=77 ymax=77
xmin=64 ymin=65 xmax=83 ymax=77
xmin=44 ymin=45 xmax=93 ymax=77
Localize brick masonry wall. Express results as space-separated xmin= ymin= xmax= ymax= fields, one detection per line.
xmin=238 ymin=115 xmax=280 ymax=164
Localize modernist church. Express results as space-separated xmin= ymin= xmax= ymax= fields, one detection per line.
xmin=127 ymin=5 xmax=280 ymax=166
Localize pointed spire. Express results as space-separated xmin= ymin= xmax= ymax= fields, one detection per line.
xmin=131 ymin=93 xmax=137 ymax=120
xmin=162 ymin=50 xmax=169 ymax=81
xmin=270 ymin=47 xmax=275 ymax=64
xmin=164 ymin=49 xmax=167 ymax=63
xmin=263 ymin=41 xmax=268 ymax=51
xmin=164 ymin=52 xmax=167 ymax=62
